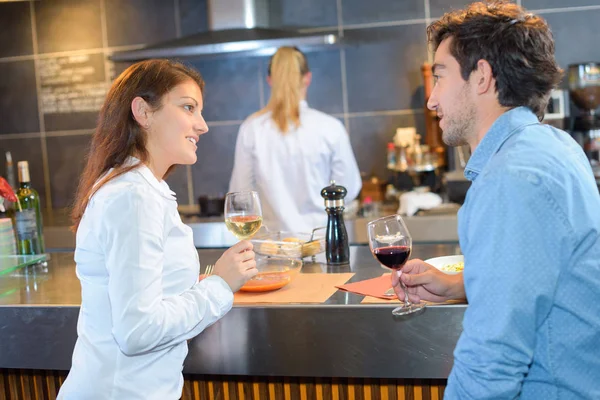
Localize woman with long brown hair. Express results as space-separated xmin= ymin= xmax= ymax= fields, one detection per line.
xmin=58 ymin=59 xmax=257 ymax=400
xmin=229 ymin=46 xmax=362 ymax=232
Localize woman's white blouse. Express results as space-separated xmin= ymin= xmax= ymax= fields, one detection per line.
xmin=229 ymin=101 xmax=362 ymax=233
xmin=58 ymin=164 xmax=233 ymax=400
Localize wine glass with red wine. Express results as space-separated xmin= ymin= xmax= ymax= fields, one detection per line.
xmin=367 ymin=214 xmax=425 ymax=316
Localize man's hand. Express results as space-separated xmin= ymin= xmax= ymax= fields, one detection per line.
xmin=391 ymin=259 xmax=465 ymax=303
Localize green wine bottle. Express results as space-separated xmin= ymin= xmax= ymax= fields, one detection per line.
xmin=14 ymin=161 xmax=45 ymax=255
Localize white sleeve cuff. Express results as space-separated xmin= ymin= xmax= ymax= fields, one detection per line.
xmin=197 ymin=275 xmax=234 ymax=316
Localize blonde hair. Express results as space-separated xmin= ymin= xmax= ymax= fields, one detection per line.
xmin=257 ymin=47 xmax=310 ymax=133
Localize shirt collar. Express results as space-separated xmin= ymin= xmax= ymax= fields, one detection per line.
xmin=300 ymin=100 xmax=308 ymax=108
xmin=464 ymin=106 xmax=540 ymax=181
xmin=126 ymin=156 xmax=177 ymax=201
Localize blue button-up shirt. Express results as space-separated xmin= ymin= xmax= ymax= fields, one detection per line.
xmin=446 ymin=107 xmax=600 ymax=399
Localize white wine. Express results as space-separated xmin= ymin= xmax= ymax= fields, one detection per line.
xmin=225 ymin=215 xmax=262 ymax=239
xmin=14 ymin=161 xmax=44 ymax=255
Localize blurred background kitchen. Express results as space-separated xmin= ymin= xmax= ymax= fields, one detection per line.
xmin=1 ymin=0 xmax=600 ymax=248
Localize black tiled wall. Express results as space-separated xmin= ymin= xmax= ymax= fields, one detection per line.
xmin=0 ymin=2 xmax=33 ymax=58
xmin=268 ymin=0 xmax=338 ymax=28
xmin=195 ymin=57 xmax=263 ymax=122
xmin=104 ymin=0 xmax=177 ymax=47
xmin=0 ymin=60 xmax=39 ymax=135
xmin=46 ymin=135 xmax=91 ymax=209
xmin=342 ymin=0 xmax=425 ymax=24
xmin=35 ymin=0 xmax=104 ymax=54
xmin=1 ymin=0 xmax=600 ymax=212
xmin=42 ymin=52 xmax=106 ymax=132
xmin=344 ymin=25 xmax=428 ymax=112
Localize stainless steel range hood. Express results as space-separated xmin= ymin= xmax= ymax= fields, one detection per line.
xmin=110 ymin=0 xmax=338 ymax=61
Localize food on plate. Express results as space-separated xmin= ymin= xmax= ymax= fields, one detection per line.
xmin=254 ymin=234 xmax=324 ymax=258
xmin=301 ymin=240 xmax=321 ymax=257
xmin=239 ymin=270 xmax=292 ymax=292
xmin=440 ymin=261 xmax=464 ymax=273
xmin=259 ymin=240 xmax=280 ymax=256
xmin=258 ymin=238 xmax=303 ymax=257
xmin=280 ymin=237 xmax=303 ymax=256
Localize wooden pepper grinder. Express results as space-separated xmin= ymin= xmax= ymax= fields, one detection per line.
xmin=320 ymin=181 xmax=350 ymax=265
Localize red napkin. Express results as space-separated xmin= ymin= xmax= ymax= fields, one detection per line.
xmin=336 ymin=273 xmax=397 ymax=300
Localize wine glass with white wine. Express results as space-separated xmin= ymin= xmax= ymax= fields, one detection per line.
xmin=224 ymin=191 xmax=263 ymax=240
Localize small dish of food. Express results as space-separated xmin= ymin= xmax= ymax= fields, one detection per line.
xmin=424 ymin=255 xmax=464 ymax=275
xmin=239 ymin=256 xmax=303 ymax=292
xmin=252 ymin=231 xmax=324 ymax=259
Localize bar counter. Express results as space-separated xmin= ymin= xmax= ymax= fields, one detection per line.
xmin=0 ymin=245 xmax=466 ymax=399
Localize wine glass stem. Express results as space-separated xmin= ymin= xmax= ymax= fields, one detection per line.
xmin=399 ymin=279 xmax=411 ymax=307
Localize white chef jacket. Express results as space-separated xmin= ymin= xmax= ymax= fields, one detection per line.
xmin=229 ymin=101 xmax=362 ymax=233
xmin=58 ymin=161 xmax=234 ymax=400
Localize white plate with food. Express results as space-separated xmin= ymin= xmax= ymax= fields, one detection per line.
xmin=425 ymin=255 xmax=464 ymax=275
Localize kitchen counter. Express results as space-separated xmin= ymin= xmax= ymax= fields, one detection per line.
xmin=185 ymin=214 xmax=459 ymax=248
xmin=42 ymin=209 xmax=459 ymax=250
xmin=0 ymin=245 xmax=465 ymax=379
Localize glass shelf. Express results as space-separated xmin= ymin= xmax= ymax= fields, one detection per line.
xmin=0 ymin=254 xmax=48 ymax=277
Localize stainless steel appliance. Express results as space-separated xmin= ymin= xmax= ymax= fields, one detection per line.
xmin=111 ymin=0 xmax=338 ymax=60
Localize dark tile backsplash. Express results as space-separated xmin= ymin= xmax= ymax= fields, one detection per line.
xmin=35 ymin=0 xmax=103 ymax=54
xmin=342 ymin=0 xmax=425 ymax=25
xmin=179 ymin=0 xmax=209 ymax=36
xmin=41 ymin=52 xmax=107 ymax=132
xmin=429 ymin=0 xmax=479 ymax=19
xmin=165 ymin=166 xmax=190 ymax=204
xmin=542 ymin=9 xmax=600 ymax=70
xmin=44 ymin=113 xmax=99 ymax=133
xmin=0 ymin=60 xmax=39 ymax=135
xmin=344 ymin=24 xmax=428 ymax=112
xmin=105 ymin=0 xmax=177 ymax=47
xmin=522 ymin=0 xmax=600 ymax=9
xmin=0 ymin=2 xmax=33 ymax=58
xmin=304 ymin=49 xmax=345 ymax=115
xmin=46 ymin=135 xmax=90 ymax=209
xmin=268 ymin=0 xmax=338 ymax=28
xmin=190 ymin=56 xmax=262 ymax=121
xmin=191 ymin=124 xmax=240 ymax=197
xmin=1 ymin=0 xmax=600 ymax=210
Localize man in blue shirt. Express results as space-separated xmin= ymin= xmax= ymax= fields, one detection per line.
xmin=391 ymin=2 xmax=600 ymax=399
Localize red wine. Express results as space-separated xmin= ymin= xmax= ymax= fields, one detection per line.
xmin=373 ymin=246 xmax=411 ymax=269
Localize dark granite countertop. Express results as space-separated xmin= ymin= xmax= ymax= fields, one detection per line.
xmin=0 ymin=245 xmax=466 ymax=378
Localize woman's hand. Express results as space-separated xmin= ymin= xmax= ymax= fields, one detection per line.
xmin=213 ymin=241 xmax=258 ymax=292
xmin=391 ymin=259 xmax=465 ymax=303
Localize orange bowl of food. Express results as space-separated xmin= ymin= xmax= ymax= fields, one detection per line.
xmin=239 ymin=256 xmax=302 ymax=292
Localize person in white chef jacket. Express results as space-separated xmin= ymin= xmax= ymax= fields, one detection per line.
xmin=58 ymin=59 xmax=258 ymax=400
xmin=229 ymin=46 xmax=362 ymax=233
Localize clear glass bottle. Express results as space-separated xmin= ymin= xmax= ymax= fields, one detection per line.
xmin=14 ymin=161 xmax=45 ymax=255
xmin=387 ymin=143 xmax=397 ymax=170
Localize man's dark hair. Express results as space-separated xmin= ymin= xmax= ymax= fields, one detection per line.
xmin=427 ymin=1 xmax=563 ymax=119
